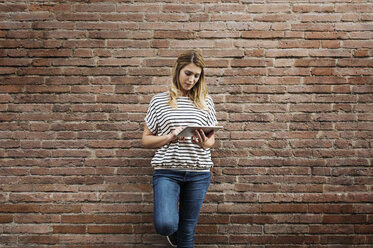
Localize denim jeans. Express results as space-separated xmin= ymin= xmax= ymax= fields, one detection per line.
xmin=152 ymin=169 xmax=211 ymax=248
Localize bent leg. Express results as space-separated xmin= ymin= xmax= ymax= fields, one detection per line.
xmin=153 ymin=170 xmax=180 ymax=236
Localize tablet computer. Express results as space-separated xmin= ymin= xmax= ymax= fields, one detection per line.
xmin=177 ymin=126 xmax=223 ymax=137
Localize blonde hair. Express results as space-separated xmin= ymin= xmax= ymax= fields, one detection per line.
xmin=168 ymin=50 xmax=207 ymax=110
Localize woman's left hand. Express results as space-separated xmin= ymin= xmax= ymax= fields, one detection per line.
xmin=191 ymin=129 xmax=214 ymax=149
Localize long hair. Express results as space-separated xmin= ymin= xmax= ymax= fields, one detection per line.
xmin=168 ymin=50 xmax=207 ymax=110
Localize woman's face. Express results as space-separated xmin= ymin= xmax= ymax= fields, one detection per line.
xmin=178 ymin=63 xmax=202 ymax=96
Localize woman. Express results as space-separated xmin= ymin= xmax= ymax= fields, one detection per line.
xmin=142 ymin=50 xmax=218 ymax=247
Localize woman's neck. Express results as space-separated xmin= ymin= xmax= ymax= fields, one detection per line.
xmin=179 ymin=90 xmax=188 ymax=97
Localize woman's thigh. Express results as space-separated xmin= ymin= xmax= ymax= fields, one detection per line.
xmin=152 ymin=170 xmax=181 ymax=235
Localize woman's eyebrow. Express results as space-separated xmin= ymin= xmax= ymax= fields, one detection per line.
xmin=186 ymin=70 xmax=200 ymax=75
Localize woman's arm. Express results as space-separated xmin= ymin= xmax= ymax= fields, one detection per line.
xmin=142 ymin=125 xmax=215 ymax=150
xmin=142 ymin=125 xmax=185 ymax=149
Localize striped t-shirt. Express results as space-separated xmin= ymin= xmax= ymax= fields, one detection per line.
xmin=144 ymin=92 xmax=218 ymax=170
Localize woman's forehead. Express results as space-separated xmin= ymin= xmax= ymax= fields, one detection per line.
xmin=182 ymin=63 xmax=202 ymax=74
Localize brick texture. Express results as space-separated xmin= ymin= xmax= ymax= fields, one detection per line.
xmin=1 ymin=0 xmax=372 ymax=247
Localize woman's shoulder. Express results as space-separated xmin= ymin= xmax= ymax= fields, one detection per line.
xmin=151 ymin=92 xmax=169 ymax=102
xmin=206 ymin=94 xmax=214 ymax=104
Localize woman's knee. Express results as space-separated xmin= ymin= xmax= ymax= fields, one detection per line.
xmin=154 ymin=218 xmax=178 ymax=236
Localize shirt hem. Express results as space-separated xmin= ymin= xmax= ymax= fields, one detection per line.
xmin=153 ymin=167 xmax=210 ymax=172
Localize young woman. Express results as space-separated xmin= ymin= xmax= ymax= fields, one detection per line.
xmin=142 ymin=50 xmax=218 ymax=247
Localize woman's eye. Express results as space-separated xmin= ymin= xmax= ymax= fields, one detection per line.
xmin=195 ymin=75 xmax=200 ymax=78
xmin=185 ymin=72 xmax=192 ymax=76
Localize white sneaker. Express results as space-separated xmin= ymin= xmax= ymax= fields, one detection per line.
xmin=166 ymin=232 xmax=177 ymax=247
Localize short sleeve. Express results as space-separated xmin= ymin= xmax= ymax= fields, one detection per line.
xmin=206 ymin=95 xmax=218 ymax=126
xmin=144 ymin=96 xmax=158 ymax=134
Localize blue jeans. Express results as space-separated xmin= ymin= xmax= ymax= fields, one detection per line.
xmin=153 ymin=169 xmax=211 ymax=248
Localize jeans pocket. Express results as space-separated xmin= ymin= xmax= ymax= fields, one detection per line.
xmin=152 ymin=170 xmax=167 ymax=187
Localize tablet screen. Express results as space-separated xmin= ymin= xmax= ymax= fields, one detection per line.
xmin=177 ymin=126 xmax=223 ymax=137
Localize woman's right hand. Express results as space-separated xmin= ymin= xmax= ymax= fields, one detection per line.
xmin=169 ymin=126 xmax=185 ymax=142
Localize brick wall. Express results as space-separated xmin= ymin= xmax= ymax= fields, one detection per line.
xmin=1 ymin=0 xmax=372 ymax=247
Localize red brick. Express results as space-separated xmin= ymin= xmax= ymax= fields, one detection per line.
xmin=199 ymin=215 xmax=230 ymax=224
xmin=53 ymin=225 xmax=86 ymax=234
xmin=262 ymin=204 xmax=308 ymax=213
xmin=74 ymin=3 xmax=115 ymax=12
xmin=3 ymin=224 xmax=51 ymax=234
xmin=0 ymin=4 xmax=27 ymax=12
xmin=267 ymin=49 xmax=308 ymax=57
xmin=118 ymin=4 xmax=160 ymax=12
xmin=88 ymin=225 xmax=132 ymax=234
xmin=97 ymin=58 xmax=140 ymax=66
xmin=76 ymin=22 xmax=118 ymax=30
xmin=321 ymin=40 xmax=341 ymax=48
xmin=29 ymin=4 xmax=71 ymax=12
xmin=146 ymin=13 xmax=188 ymax=22
xmin=355 ymin=225 xmax=373 ymax=233
xmin=0 ymin=215 xmax=13 ymax=223
xmin=100 ymin=13 xmax=144 ymax=22
xmin=292 ymin=5 xmax=334 ymax=13
xmin=265 ymin=224 xmax=309 ymax=234
xmin=338 ymin=59 xmax=373 ymax=67
xmin=308 ymin=31 xmax=348 ymax=40
xmin=56 ymin=13 xmax=99 ymax=21
xmin=242 ymin=31 xmax=283 ymax=39
xmin=18 ymin=235 xmax=59 ymax=245
xmin=211 ymin=13 xmax=251 ymax=22
xmin=310 ymin=225 xmax=354 ymax=234
xmin=354 ymin=49 xmax=371 ymax=57
xmin=323 ymin=215 xmax=367 ymax=224
xmin=231 ymin=215 xmax=275 ymax=224
xmin=279 ymin=40 xmax=320 ymax=48
xmin=153 ymin=31 xmax=195 ymax=39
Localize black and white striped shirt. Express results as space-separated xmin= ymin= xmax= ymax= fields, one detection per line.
xmin=145 ymin=92 xmax=218 ymax=170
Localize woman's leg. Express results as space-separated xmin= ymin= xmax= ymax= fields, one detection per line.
xmin=177 ymin=171 xmax=211 ymax=248
xmin=152 ymin=170 xmax=180 ymax=236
